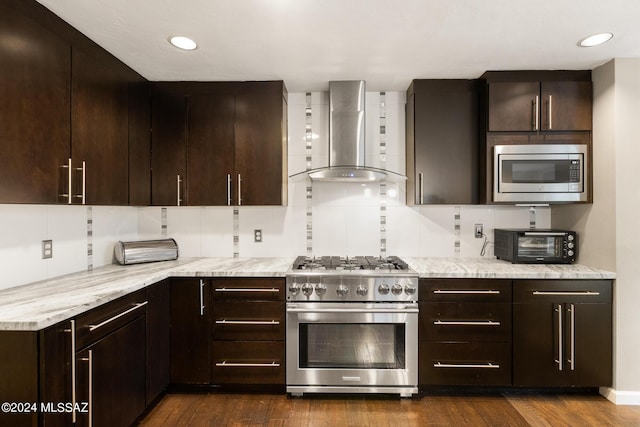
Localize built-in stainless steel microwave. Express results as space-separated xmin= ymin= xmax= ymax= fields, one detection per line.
xmin=493 ymin=144 xmax=588 ymax=203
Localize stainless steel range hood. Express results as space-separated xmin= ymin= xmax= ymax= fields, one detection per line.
xmin=290 ymin=81 xmax=406 ymax=183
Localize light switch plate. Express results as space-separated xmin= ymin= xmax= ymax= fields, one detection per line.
xmin=42 ymin=240 xmax=53 ymax=259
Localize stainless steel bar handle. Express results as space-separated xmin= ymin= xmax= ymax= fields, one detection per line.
xmin=533 ymin=95 xmax=540 ymax=130
xmin=237 ymin=174 xmax=242 ymax=206
xmin=80 ymin=161 xmax=86 ymax=205
xmin=88 ymin=301 xmax=148 ymax=331
xmin=176 ymin=174 xmax=182 ymax=206
xmin=532 ymin=291 xmax=600 ymax=296
xmin=227 ymin=174 xmax=232 ymax=206
xmin=548 ymin=94 xmax=553 ymax=130
xmin=215 ymin=288 xmax=280 ymax=293
xmin=418 ymin=173 xmax=424 ymax=204
xmin=60 ymin=158 xmax=73 ymax=204
xmin=434 ymin=320 xmax=501 ymax=326
xmin=287 ymin=307 xmax=419 ymax=314
xmin=199 ymin=280 xmax=205 ymax=316
xmin=433 ymin=290 xmax=500 ymax=295
xmin=64 ymin=320 xmax=77 ymax=423
xmin=524 ymin=232 xmax=567 ymax=236
xmin=569 ymin=303 xmax=575 ymax=370
xmin=215 ymin=361 xmax=280 ymax=367
xmin=555 ymin=304 xmax=563 ymax=371
xmin=215 ymin=319 xmax=280 ymax=325
xmin=80 ymin=350 xmax=93 ymax=427
xmin=434 ymin=362 xmax=500 ymax=369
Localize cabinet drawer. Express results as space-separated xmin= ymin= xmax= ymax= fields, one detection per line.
xmin=513 ymin=280 xmax=612 ymax=303
xmin=212 ymin=341 xmax=284 ymax=385
xmin=212 ymin=278 xmax=285 ymax=301
xmin=213 ymin=301 xmax=284 ymax=340
xmin=419 ymin=342 xmax=511 ymax=386
xmin=420 ymin=279 xmax=511 ymax=302
xmin=419 ymin=302 xmax=511 ymax=342
xmin=75 ymin=290 xmax=147 ymax=350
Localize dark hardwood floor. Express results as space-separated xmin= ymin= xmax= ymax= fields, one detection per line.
xmin=139 ymin=390 xmax=640 ymax=426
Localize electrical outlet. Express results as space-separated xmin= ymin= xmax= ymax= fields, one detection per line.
xmin=42 ymin=240 xmax=53 ymax=259
xmin=474 ymin=224 xmax=484 ymax=239
xmin=254 ymin=229 xmax=262 ymax=243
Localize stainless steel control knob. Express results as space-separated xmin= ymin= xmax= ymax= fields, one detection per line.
xmin=568 ymin=250 xmax=574 ymax=257
xmin=288 ymin=283 xmax=300 ymax=295
xmin=404 ymin=283 xmax=417 ymax=295
xmin=391 ymin=284 xmax=403 ymax=295
xmin=568 ymin=234 xmax=575 ymax=241
xmin=567 ymin=242 xmax=575 ymax=249
xmin=378 ymin=283 xmax=390 ymax=295
xmin=336 ymin=285 xmax=349 ymax=298
xmin=315 ymin=283 xmax=327 ymax=296
xmin=302 ymin=283 xmax=314 ymax=296
xmin=356 ymin=285 xmax=368 ymax=297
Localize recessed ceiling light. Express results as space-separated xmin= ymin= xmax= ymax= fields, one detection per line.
xmin=169 ymin=36 xmax=197 ymax=51
xmin=578 ymin=33 xmax=613 ymax=47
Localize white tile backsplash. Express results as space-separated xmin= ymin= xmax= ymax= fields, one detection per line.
xmin=0 ymin=90 xmax=553 ymax=290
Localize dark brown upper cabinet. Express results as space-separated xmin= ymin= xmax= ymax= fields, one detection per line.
xmin=151 ymin=81 xmax=288 ymax=206
xmin=406 ymin=79 xmax=479 ymax=205
xmin=0 ymin=2 xmax=71 ymax=204
xmin=0 ymin=0 xmax=150 ymax=205
xmin=484 ymin=71 xmax=592 ymax=132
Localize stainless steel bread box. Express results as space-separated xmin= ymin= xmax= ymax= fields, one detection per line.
xmin=114 ymin=239 xmax=179 ymax=265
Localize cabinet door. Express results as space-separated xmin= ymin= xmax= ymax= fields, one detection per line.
xmin=0 ymin=6 xmax=71 ymax=204
xmin=170 ymin=278 xmax=211 ymax=384
xmin=40 ymin=321 xmax=73 ymax=427
xmin=488 ymin=82 xmax=540 ymax=131
xmin=151 ymin=85 xmax=187 ymax=206
xmin=146 ymin=280 xmax=170 ymax=404
xmin=234 ymin=82 xmax=287 ymax=206
xmin=76 ymin=316 xmax=146 ymax=427
xmin=513 ymin=302 xmax=612 ymax=387
xmin=187 ymin=92 xmax=236 ymax=205
xmin=410 ymin=80 xmax=479 ymax=204
xmin=128 ymin=81 xmax=151 ymax=206
xmin=541 ymin=81 xmax=592 ymax=131
xmin=71 ymin=47 xmax=129 ymax=205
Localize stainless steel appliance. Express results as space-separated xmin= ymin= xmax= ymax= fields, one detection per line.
xmin=493 ymin=144 xmax=588 ymax=203
xmin=114 ymin=238 xmax=178 ymax=265
xmin=494 ymin=229 xmax=577 ymax=264
xmin=286 ymin=256 xmax=418 ymax=397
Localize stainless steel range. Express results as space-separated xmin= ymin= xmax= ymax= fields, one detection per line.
xmin=286 ymin=256 xmax=419 ymax=397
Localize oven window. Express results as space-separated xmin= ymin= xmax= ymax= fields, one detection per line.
xmin=299 ymin=323 xmax=405 ymax=369
xmin=517 ymin=236 xmax=561 ymax=258
xmin=503 ymin=160 xmax=571 ymax=184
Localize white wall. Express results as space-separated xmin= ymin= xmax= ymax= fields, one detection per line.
xmin=553 ymin=59 xmax=640 ymax=404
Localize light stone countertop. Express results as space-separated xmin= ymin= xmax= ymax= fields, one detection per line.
xmin=405 ymin=257 xmax=617 ymax=280
xmin=0 ymin=256 xmax=614 ymax=331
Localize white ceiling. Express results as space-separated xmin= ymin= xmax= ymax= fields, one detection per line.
xmin=36 ymin=0 xmax=640 ymax=92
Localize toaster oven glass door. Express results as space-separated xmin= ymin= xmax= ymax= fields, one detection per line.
xmin=517 ymin=235 xmax=562 ymax=259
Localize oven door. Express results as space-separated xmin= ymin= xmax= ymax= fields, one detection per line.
xmin=493 ymin=144 xmax=588 ymax=203
xmin=286 ymin=302 xmax=418 ymax=396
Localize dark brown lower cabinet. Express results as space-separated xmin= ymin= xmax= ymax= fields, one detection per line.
xmin=146 ymin=280 xmax=170 ymax=403
xmin=418 ymin=279 xmax=512 ymax=387
xmin=170 ymin=278 xmax=211 ymax=385
xmin=513 ymin=280 xmax=612 ymax=387
xmin=211 ymin=278 xmax=286 ymax=387
xmin=76 ymin=316 xmax=146 ymax=427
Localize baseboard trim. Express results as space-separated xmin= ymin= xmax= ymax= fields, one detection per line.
xmin=600 ymin=387 xmax=640 ymax=405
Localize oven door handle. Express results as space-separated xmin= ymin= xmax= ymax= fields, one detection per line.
xmin=286 ymin=307 xmax=419 ymax=314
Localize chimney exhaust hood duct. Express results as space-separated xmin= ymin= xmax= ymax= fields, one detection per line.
xmin=290 ymin=80 xmax=406 ymax=183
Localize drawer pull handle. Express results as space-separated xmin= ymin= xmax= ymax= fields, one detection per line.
xmin=215 ymin=288 xmax=280 ymax=293
xmin=215 ymin=320 xmax=280 ymax=325
xmin=216 ymin=361 xmax=280 ymax=368
xmin=532 ymin=291 xmax=600 ymax=296
xmin=434 ymin=362 xmax=500 ymax=369
xmin=434 ymin=320 xmax=501 ymax=326
xmin=433 ymin=290 xmax=500 ymax=295
xmin=88 ymin=301 xmax=148 ymax=332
